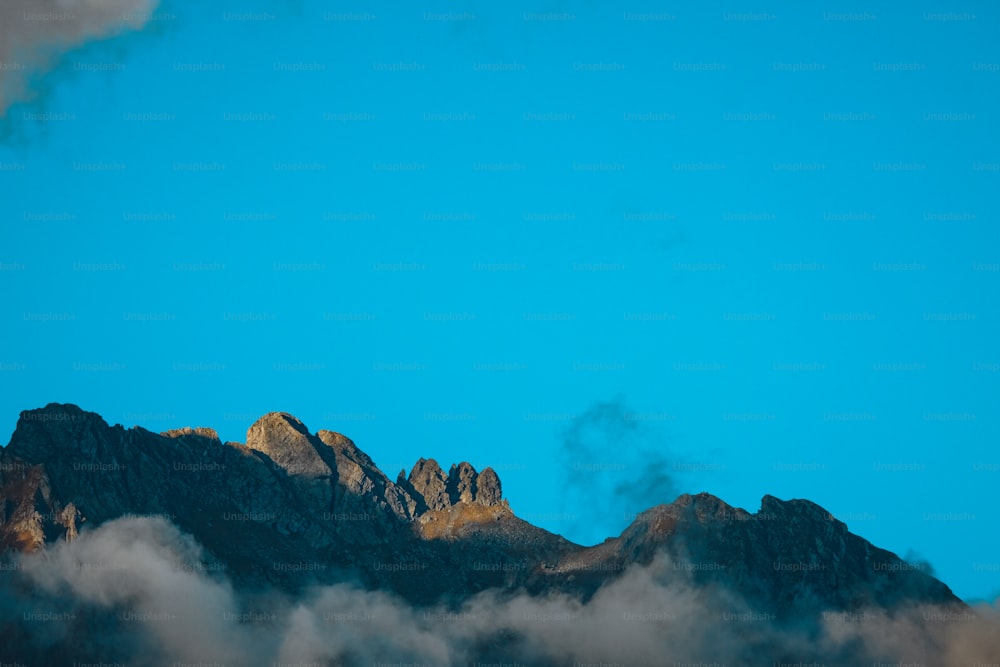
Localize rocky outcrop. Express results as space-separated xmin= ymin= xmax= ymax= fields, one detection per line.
xmin=316 ymin=428 xmax=416 ymax=524
xmin=447 ymin=461 xmax=477 ymax=504
xmin=0 ymin=459 xmax=81 ymax=552
xmin=475 ymin=466 xmax=502 ymax=506
xmin=407 ymin=458 xmax=450 ymax=511
xmin=161 ymin=427 xmax=221 ymax=443
xmin=246 ymin=412 xmax=333 ymax=478
xmin=0 ymin=462 xmax=48 ymax=551
xmin=405 ymin=458 xmax=505 ymax=513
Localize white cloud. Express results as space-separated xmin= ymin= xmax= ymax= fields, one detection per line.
xmin=8 ymin=515 xmax=1000 ymax=665
xmin=0 ymin=0 xmax=159 ymax=114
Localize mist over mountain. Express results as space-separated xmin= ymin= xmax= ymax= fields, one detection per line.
xmin=1 ymin=403 xmax=998 ymax=666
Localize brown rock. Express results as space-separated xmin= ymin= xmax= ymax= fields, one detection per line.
xmin=476 ymin=466 xmax=502 ymax=506
xmin=447 ymin=462 xmax=477 ymax=505
xmin=161 ymin=427 xmax=221 ymax=443
xmin=317 ymin=429 xmax=415 ymax=522
xmin=245 ymin=413 xmax=332 ymax=478
xmin=408 ymin=458 xmax=450 ymax=511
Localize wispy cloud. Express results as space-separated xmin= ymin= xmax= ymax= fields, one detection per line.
xmin=0 ymin=0 xmax=158 ymax=115
xmin=558 ymin=396 xmax=684 ymax=544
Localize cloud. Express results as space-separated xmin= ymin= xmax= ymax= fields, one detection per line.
xmin=15 ymin=516 xmax=256 ymax=665
xmin=817 ymin=601 xmax=1000 ymax=665
xmin=2 ymin=516 xmax=999 ymax=666
xmin=0 ymin=0 xmax=159 ymax=115
xmin=903 ymin=548 xmax=937 ymax=577
xmin=558 ymin=396 xmax=684 ymax=544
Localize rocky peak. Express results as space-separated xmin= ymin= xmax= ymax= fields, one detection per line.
xmin=6 ymin=403 xmax=109 ymax=463
xmin=760 ymin=494 xmax=846 ymax=528
xmin=447 ymin=461 xmax=477 ymax=504
xmin=245 ymin=412 xmax=333 ymax=478
xmin=405 ymin=459 xmax=504 ymax=513
xmin=317 ymin=429 xmax=377 ymax=471
xmin=315 ymin=428 xmax=416 ymax=522
xmin=607 ymin=491 xmax=962 ymax=616
xmin=160 ymin=427 xmax=221 ymax=444
xmin=476 ymin=467 xmax=502 ymax=506
xmin=19 ymin=402 xmax=92 ymax=423
xmin=315 ymin=429 xmax=352 ymax=449
xmin=407 ymin=458 xmax=450 ymax=511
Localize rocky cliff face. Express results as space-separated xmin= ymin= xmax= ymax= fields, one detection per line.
xmin=0 ymin=403 xmax=962 ymax=616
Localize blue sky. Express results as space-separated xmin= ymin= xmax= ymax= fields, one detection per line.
xmin=1 ymin=0 xmax=998 ymax=602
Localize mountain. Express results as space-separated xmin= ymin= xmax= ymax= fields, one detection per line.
xmin=0 ymin=403 xmax=978 ymax=666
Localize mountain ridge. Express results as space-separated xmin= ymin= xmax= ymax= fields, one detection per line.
xmin=0 ymin=402 xmax=962 ymax=616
